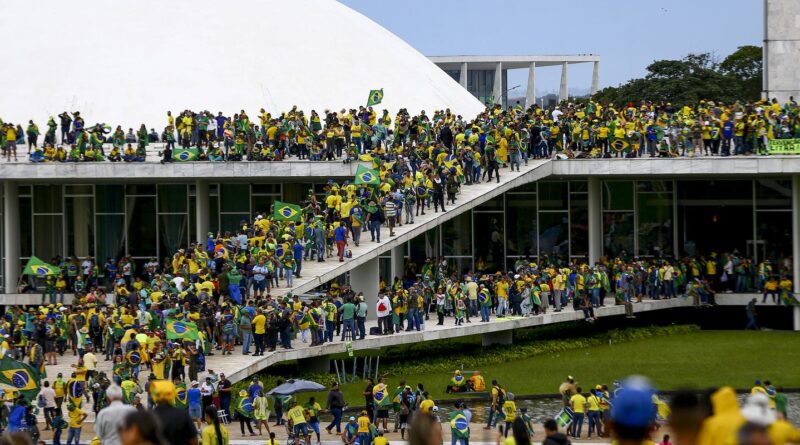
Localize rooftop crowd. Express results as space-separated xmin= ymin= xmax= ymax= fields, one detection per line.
xmin=3 ymin=97 xmax=800 ymax=163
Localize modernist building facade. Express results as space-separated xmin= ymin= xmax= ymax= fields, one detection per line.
xmin=2 ymin=159 xmax=799 ymax=296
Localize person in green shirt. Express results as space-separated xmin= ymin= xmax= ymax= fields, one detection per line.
xmin=340 ymin=299 xmax=356 ymax=341
xmin=775 ymin=386 xmax=788 ymax=419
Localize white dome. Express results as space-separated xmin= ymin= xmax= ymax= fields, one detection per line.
xmin=0 ymin=0 xmax=484 ymax=129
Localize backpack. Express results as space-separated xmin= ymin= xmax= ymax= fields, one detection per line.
xmin=89 ymin=313 xmax=100 ymax=329
xmin=495 ymin=386 xmax=506 ymax=405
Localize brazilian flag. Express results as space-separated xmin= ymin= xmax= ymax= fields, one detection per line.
xmin=175 ymin=383 xmax=188 ymax=409
xmin=0 ymin=356 xmax=40 ymax=401
xmin=273 ymin=201 xmax=302 ymax=222
xmin=355 ymin=165 xmax=380 ymax=186
xmin=367 ymin=89 xmax=384 ymax=107
xmin=166 ymin=318 xmax=199 ymax=341
xmin=610 ymin=138 xmax=629 ymax=153
xmin=67 ymin=378 xmax=85 ymax=408
xmin=126 ymin=350 xmax=142 ymax=366
xmin=372 ymin=384 xmax=391 ymax=408
xmin=449 ymin=410 xmax=470 ymax=439
xmin=235 ymin=396 xmax=254 ymax=417
xmin=174 ymin=147 xmax=200 ymax=162
xmin=443 ymin=154 xmax=457 ymax=168
xmin=22 ymin=256 xmax=61 ymax=277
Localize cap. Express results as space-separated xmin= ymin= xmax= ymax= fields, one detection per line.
xmin=349 ymin=416 xmax=356 ymax=421
xmin=610 ymin=377 xmax=656 ymax=428
xmin=740 ymin=393 xmax=776 ymax=426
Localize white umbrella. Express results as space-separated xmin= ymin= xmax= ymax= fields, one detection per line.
xmin=266 ymin=379 xmax=326 ymax=395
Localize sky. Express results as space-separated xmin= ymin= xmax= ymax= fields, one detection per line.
xmin=340 ymin=0 xmax=763 ymax=96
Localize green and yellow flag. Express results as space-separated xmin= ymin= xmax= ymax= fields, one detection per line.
xmin=166 ymin=318 xmax=199 ymax=341
xmin=0 ymin=356 xmax=41 ymax=401
xmin=273 ymin=201 xmax=302 ymax=222
xmin=355 ymin=164 xmax=380 ymax=186
xmin=367 ymin=89 xmax=384 ymax=107
xmin=174 ymin=147 xmax=200 ymax=162
xmin=22 ymin=256 xmax=60 ymax=277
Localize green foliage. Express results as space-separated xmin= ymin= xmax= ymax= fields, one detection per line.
xmin=593 ymin=47 xmax=762 ymax=106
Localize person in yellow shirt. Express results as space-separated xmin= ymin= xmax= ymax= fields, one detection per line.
xmin=373 ymin=428 xmax=389 ymax=445
xmin=495 ymin=278 xmax=509 ymax=317
xmin=67 ymin=402 xmax=88 ymax=444
xmin=587 ymin=388 xmax=603 ymax=438
xmin=202 ymin=406 xmax=230 ymax=445
xmin=252 ymin=310 xmax=266 ymax=356
xmin=569 ymin=388 xmax=587 ymax=438
xmin=356 ymin=410 xmax=372 ymax=445
xmin=287 ymin=400 xmax=310 ymax=444
xmin=501 ymin=393 xmax=516 ymax=438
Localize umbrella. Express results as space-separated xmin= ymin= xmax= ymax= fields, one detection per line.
xmin=267 ymin=379 xmax=326 ymax=396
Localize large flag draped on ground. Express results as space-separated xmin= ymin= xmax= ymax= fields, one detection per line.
xmin=21 ymin=256 xmax=60 ymax=276
xmin=174 ymin=147 xmax=200 ymax=162
xmin=367 ymin=89 xmax=384 ymax=106
xmin=273 ymin=201 xmax=302 ymax=222
xmin=166 ymin=318 xmax=200 ymax=341
xmin=0 ymin=356 xmax=41 ymax=401
xmin=355 ymin=165 xmax=380 ymax=186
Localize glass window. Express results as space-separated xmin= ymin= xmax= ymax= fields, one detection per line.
xmin=570 ymin=194 xmax=588 ymax=258
xmin=252 ymin=184 xmax=281 ymax=195
xmin=678 ymin=180 xmax=751 ymax=201
xmin=126 ymin=196 xmax=157 ymax=257
xmin=476 ymin=195 xmax=504 ymax=211
xmin=538 ymin=212 xmax=569 ymax=259
xmin=409 ymin=233 xmax=428 ymax=265
xmin=159 ymin=214 xmax=188 ymax=259
xmin=538 ymin=182 xmax=567 ymax=210
xmin=445 ymin=257 xmax=473 ymax=277
xmin=220 ymin=214 xmax=249 ymax=234
xmin=34 ymin=185 xmax=62 ymax=213
xmin=638 ymin=193 xmax=673 ymax=257
xmin=637 ymin=180 xmax=673 ymax=193
xmin=442 ymin=211 xmax=472 ymax=256
xmin=755 ymin=179 xmax=792 ymax=209
xmin=20 ymin=197 xmax=32 ymax=258
xmin=34 ymin=215 xmax=63 ymax=262
xmin=65 ymin=197 xmax=95 ymax=258
xmin=570 ymin=181 xmax=588 ymax=194
xmin=603 ymin=181 xmax=634 ymax=211
xmin=509 ymin=182 xmax=537 ymax=193
xmin=158 ymin=185 xmax=188 ymax=213
xmin=474 ymin=212 xmax=504 ymax=272
xmin=603 ymin=212 xmax=634 ymax=257
xmin=96 ymin=185 xmax=125 ymax=213
xmin=96 ymin=215 xmax=125 ymax=263
xmin=251 ymin=195 xmax=276 ymax=218
xmin=125 ymin=184 xmax=156 ymax=195
xmin=209 ymin=196 xmax=219 ymax=235
xmin=65 ymin=185 xmax=93 ymax=196
xmin=506 ymin=194 xmax=537 ymax=257
xmin=756 ymin=211 xmax=792 ymax=260
xmin=220 ymin=184 xmax=250 ymax=213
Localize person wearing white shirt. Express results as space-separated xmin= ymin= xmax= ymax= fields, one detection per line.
xmin=95 ymin=385 xmax=136 ymax=445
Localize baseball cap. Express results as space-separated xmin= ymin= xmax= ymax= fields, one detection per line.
xmin=349 ymin=417 xmax=356 ymax=421
xmin=610 ymin=377 xmax=657 ymax=428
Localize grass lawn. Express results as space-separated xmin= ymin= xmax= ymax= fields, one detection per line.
xmin=302 ymin=330 xmax=800 ymax=405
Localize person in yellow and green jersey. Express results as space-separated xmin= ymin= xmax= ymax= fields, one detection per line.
xmin=287 ymin=400 xmax=310 ymax=445
xmin=304 ymin=397 xmax=322 ymax=444
xmin=501 ymin=393 xmax=517 ymax=438
xmin=202 ymin=405 xmax=230 ymax=445
xmin=587 ymin=387 xmax=603 ymax=438
xmin=356 ymin=410 xmax=372 ymax=445
xmin=569 ymin=387 xmax=587 ymax=438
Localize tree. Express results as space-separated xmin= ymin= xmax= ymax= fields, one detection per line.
xmin=593 ymin=48 xmax=762 ymax=106
xmin=720 ymin=45 xmax=763 ymax=100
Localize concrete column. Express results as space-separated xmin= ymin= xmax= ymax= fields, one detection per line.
xmin=591 ymin=61 xmax=600 ymax=95
xmin=525 ymin=62 xmax=536 ymax=109
xmin=195 ymin=180 xmax=210 ymax=243
xmin=588 ymin=177 xmax=602 ymax=266
xmin=297 ymin=356 xmax=330 ymax=373
xmin=459 ymin=62 xmax=468 ymax=89
xmin=390 ymin=244 xmax=404 ymax=282
xmin=350 ymin=257 xmax=379 ymax=321
xmin=4 ymin=181 xmax=20 ymax=294
xmin=481 ymin=330 xmax=512 ymax=347
xmin=493 ymin=62 xmax=503 ymax=107
xmin=559 ymin=62 xmax=569 ymax=103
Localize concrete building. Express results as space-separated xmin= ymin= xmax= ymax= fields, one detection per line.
xmin=0 ymin=0 xmax=484 ymax=127
xmin=763 ymin=0 xmax=800 ymax=102
xmin=429 ymin=55 xmax=601 ymax=108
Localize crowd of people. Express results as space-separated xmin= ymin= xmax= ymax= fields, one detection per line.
xmin=3 ymin=97 xmax=800 ymax=164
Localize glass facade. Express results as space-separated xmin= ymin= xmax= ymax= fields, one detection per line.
xmin=0 ymin=177 xmax=797 ymax=292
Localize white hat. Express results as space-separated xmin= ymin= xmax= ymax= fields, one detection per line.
xmin=740 ymin=393 xmax=776 ymax=426
xmin=191 ymin=380 xmax=199 ymax=386
xmin=432 ymin=406 xmax=439 ymax=412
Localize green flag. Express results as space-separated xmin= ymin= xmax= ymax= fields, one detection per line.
xmin=174 ymin=147 xmax=200 ymax=162
xmin=166 ymin=318 xmax=199 ymax=341
xmin=22 ymin=256 xmax=60 ymax=276
xmin=0 ymin=356 xmax=41 ymax=401
xmin=354 ymin=164 xmax=380 ymax=186
xmin=274 ymin=201 xmax=302 ymax=222
xmin=367 ymin=89 xmax=384 ymax=106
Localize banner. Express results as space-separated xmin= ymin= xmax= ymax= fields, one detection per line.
xmin=767 ymin=139 xmax=800 ymax=155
